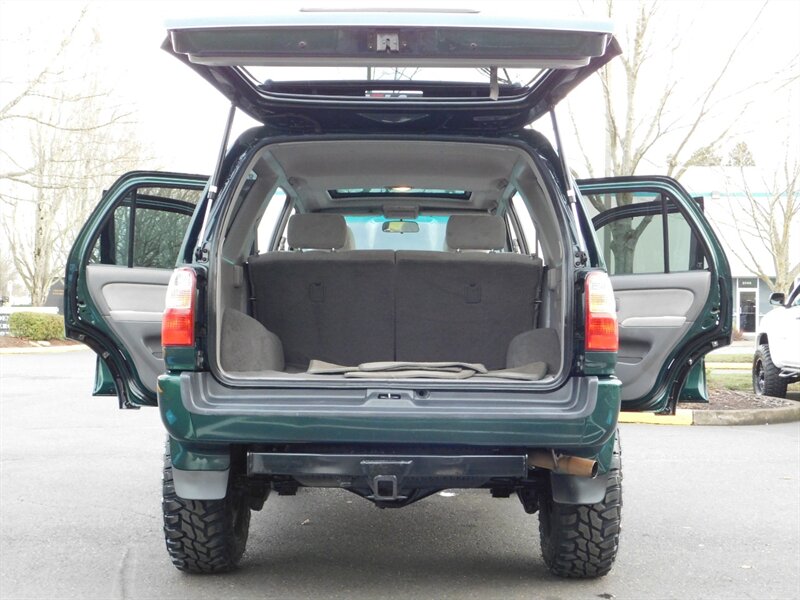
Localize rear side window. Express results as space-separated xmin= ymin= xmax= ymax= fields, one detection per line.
xmin=584 ymin=191 xmax=706 ymax=275
xmin=90 ymin=185 xmax=201 ymax=269
xmin=256 ymin=187 xmax=289 ymax=252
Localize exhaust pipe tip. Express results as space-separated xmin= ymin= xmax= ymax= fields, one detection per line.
xmin=528 ymin=450 xmax=599 ymax=478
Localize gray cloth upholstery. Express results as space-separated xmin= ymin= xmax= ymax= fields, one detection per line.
xmin=445 ymin=214 xmax=505 ymax=251
xmin=478 ymin=362 xmax=547 ymax=381
xmin=220 ymin=308 xmax=284 ymax=372
xmin=395 ymin=251 xmax=543 ymax=369
xmin=287 ymin=213 xmax=349 ymax=250
xmin=306 ymin=359 xmax=546 ymax=380
xmin=248 ymin=251 xmax=396 ymax=369
xmin=246 ymin=246 xmax=549 ymax=372
xmin=506 ymin=327 xmax=560 ymax=373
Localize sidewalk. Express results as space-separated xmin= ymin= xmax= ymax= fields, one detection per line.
xmin=706 ymin=338 xmax=753 ymax=357
xmin=619 ymin=405 xmax=800 ymax=426
xmin=0 ymin=342 xmax=90 ymax=355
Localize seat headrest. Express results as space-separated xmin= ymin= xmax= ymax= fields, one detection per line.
xmin=287 ymin=214 xmax=351 ymax=250
xmin=445 ymin=214 xmax=505 ymax=251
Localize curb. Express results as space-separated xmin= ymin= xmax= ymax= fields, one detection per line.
xmin=0 ymin=344 xmax=90 ymax=355
xmin=691 ymin=404 xmax=800 ymax=426
xmin=620 ymin=404 xmax=800 ymax=427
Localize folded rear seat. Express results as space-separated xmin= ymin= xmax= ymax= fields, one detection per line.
xmin=395 ymin=215 xmax=543 ymax=369
xmin=248 ymin=214 xmax=395 ymax=369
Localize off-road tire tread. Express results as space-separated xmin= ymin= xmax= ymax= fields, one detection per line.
xmin=162 ymin=446 xmax=250 ymax=573
xmin=538 ymin=438 xmax=622 ymax=579
xmin=753 ymin=344 xmax=787 ymax=398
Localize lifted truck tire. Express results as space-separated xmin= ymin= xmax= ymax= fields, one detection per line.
xmin=162 ymin=447 xmax=251 ymax=573
xmin=753 ymin=344 xmax=787 ymax=398
xmin=538 ymin=436 xmax=622 ymax=578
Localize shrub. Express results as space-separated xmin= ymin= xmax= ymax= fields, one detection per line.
xmin=8 ymin=312 xmax=65 ymax=340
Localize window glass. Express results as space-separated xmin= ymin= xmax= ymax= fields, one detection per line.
xmin=511 ymin=193 xmax=538 ymax=254
xmin=114 ymin=201 xmax=131 ymax=265
xmin=345 ymin=215 xmax=449 ymax=250
xmin=584 ymin=190 xmax=705 ymax=275
xmin=132 ymin=208 xmax=192 ymax=268
xmin=89 ymin=185 xmax=200 ymax=268
xmin=257 ymin=187 xmax=288 ymax=252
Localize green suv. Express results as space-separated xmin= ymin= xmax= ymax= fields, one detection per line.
xmin=65 ymin=11 xmax=732 ymax=578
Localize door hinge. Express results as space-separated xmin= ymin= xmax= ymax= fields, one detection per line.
xmin=195 ymin=242 xmax=210 ymax=262
xmin=574 ymin=250 xmax=588 ymax=267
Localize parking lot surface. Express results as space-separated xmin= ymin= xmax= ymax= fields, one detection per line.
xmin=1 ymin=350 xmax=799 ymax=599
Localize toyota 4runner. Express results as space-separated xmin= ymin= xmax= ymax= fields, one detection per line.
xmin=65 ymin=11 xmax=732 ymax=578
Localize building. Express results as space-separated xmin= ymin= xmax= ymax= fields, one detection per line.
xmin=681 ymin=166 xmax=800 ymax=335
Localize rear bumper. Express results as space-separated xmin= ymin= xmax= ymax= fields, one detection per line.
xmin=157 ymin=372 xmax=621 ymax=467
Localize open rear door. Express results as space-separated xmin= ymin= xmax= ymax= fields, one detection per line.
xmin=65 ymin=172 xmax=208 ymax=407
xmin=577 ymin=176 xmax=733 ymax=412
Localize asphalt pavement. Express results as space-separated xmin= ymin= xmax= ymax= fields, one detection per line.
xmin=1 ymin=350 xmax=799 ymax=600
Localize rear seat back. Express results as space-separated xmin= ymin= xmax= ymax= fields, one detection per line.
xmin=248 ymin=214 xmax=394 ymax=369
xmin=249 ymin=252 xmax=395 ymax=369
xmin=247 ymin=213 xmax=544 ymax=371
xmin=397 ymin=215 xmax=543 ymax=369
xmin=395 ymin=251 xmax=542 ymax=369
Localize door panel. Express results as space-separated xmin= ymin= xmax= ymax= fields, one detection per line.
xmin=86 ymin=265 xmax=171 ymax=394
xmin=612 ymin=272 xmax=710 ymax=401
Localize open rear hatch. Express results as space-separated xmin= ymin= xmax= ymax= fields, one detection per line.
xmin=163 ymin=9 xmax=620 ymax=133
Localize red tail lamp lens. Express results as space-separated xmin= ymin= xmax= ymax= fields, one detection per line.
xmin=162 ymin=268 xmax=196 ymax=347
xmin=585 ymin=272 xmax=618 ymax=352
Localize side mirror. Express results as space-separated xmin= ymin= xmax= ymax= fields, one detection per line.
xmin=769 ymin=292 xmax=786 ymax=306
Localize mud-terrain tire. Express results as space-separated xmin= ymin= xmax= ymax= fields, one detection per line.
xmin=538 ymin=435 xmax=622 ymax=578
xmin=753 ymin=344 xmax=787 ymax=398
xmin=162 ymin=446 xmax=251 ymax=573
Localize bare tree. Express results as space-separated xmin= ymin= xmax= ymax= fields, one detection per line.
xmin=724 ymin=152 xmax=800 ymax=295
xmin=0 ymin=242 xmax=11 ymax=303
xmin=573 ymin=0 xmax=775 ymax=179
xmin=0 ymin=9 xmax=147 ymax=305
xmin=727 ymin=141 xmax=756 ymax=167
xmin=570 ymin=0 xmax=787 ymax=272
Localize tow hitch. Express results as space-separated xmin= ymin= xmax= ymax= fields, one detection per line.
xmin=247 ymin=452 xmax=527 ymax=507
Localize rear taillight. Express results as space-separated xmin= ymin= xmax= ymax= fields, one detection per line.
xmin=585 ymin=271 xmax=618 ymax=352
xmin=162 ymin=268 xmax=196 ymax=347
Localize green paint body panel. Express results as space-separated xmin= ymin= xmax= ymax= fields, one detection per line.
xmin=678 ymin=359 xmax=709 ymax=403
xmin=92 ymin=356 xmax=117 ymax=396
xmin=165 ymin=347 xmax=198 ymax=372
xmin=168 ymin=437 xmax=230 ymax=471
xmin=158 ymin=373 xmax=622 ymax=472
xmin=583 ymin=351 xmax=616 ymax=376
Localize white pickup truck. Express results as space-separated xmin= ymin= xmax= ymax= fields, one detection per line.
xmin=753 ymin=283 xmax=800 ymax=397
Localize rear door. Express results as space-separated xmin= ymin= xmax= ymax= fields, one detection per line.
xmin=577 ymin=176 xmax=733 ymax=412
xmin=65 ymin=172 xmax=208 ymax=407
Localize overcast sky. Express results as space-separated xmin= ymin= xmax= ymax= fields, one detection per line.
xmin=1 ymin=0 xmax=798 ymax=176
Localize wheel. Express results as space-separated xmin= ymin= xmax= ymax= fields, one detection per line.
xmin=162 ymin=445 xmax=251 ymax=573
xmin=538 ymin=435 xmax=622 ymax=578
xmin=753 ymin=344 xmax=787 ymax=398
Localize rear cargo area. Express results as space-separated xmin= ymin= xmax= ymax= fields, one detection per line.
xmin=210 ymin=138 xmax=569 ymax=385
